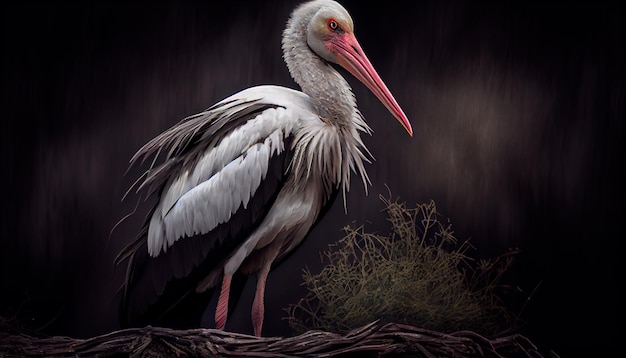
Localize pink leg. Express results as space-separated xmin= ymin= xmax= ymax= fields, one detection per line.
xmin=251 ymin=263 xmax=272 ymax=337
xmin=215 ymin=274 xmax=232 ymax=331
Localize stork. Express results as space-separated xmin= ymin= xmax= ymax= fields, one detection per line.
xmin=115 ymin=0 xmax=412 ymax=337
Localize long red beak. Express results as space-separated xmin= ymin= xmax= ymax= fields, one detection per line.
xmin=333 ymin=33 xmax=413 ymax=136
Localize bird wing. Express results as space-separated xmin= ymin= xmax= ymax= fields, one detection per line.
xmin=116 ymin=85 xmax=315 ymax=326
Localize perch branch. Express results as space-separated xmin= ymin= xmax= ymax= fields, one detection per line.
xmin=0 ymin=321 xmax=550 ymax=357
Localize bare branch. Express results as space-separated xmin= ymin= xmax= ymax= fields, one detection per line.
xmin=0 ymin=322 xmax=553 ymax=357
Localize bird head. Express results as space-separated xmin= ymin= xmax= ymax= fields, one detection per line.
xmin=305 ymin=0 xmax=413 ymax=136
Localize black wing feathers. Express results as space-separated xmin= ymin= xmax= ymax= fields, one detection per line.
xmin=119 ymin=134 xmax=293 ymax=328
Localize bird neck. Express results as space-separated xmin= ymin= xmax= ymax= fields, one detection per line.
xmin=282 ymin=12 xmax=373 ymax=204
xmin=282 ymin=27 xmax=357 ymax=128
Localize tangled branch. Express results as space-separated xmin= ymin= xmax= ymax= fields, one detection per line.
xmin=0 ymin=321 xmax=552 ymax=357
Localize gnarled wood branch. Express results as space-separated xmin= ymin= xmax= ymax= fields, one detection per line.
xmin=0 ymin=321 xmax=553 ymax=357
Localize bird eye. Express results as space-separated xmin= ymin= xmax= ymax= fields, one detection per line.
xmin=327 ymin=19 xmax=339 ymax=31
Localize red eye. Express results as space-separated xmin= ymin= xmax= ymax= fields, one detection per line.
xmin=327 ymin=19 xmax=339 ymax=31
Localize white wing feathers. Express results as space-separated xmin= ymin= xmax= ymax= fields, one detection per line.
xmin=146 ymin=86 xmax=311 ymax=257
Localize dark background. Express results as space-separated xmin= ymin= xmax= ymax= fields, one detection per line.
xmin=1 ymin=1 xmax=623 ymax=356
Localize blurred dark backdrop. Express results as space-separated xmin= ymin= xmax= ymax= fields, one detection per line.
xmin=1 ymin=1 xmax=623 ymax=356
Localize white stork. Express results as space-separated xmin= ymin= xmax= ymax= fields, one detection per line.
xmin=116 ymin=0 xmax=412 ymax=337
